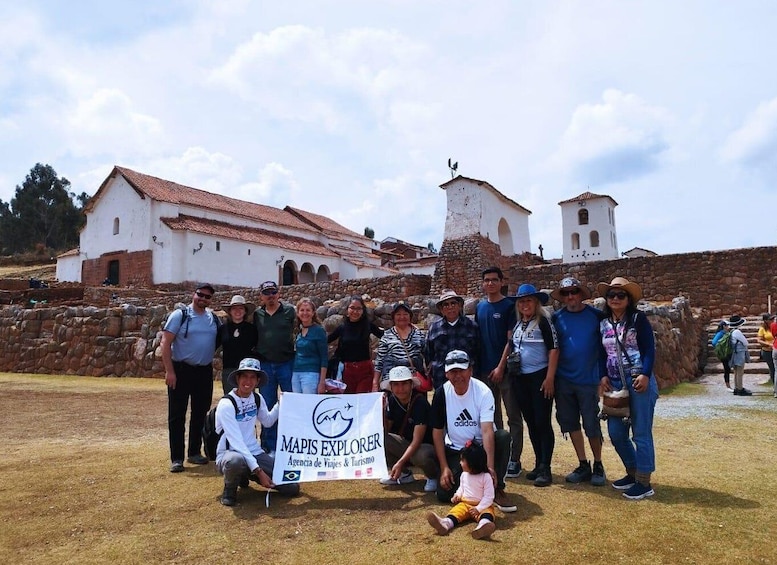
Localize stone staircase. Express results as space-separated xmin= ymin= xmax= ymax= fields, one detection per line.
xmin=703 ymin=315 xmax=771 ymax=375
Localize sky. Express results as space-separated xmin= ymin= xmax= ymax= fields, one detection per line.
xmin=2 ymin=1 xmax=776 ymax=260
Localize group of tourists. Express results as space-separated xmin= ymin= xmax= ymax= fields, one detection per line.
xmin=161 ymin=270 xmax=659 ymax=538
xmin=713 ymin=312 xmax=777 ymax=398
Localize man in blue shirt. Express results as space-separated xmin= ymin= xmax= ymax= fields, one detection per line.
xmin=475 ymin=267 xmax=523 ymax=478
xmin=551 ymin=277 xmax=606 ymax=486
xmin=161 ymin=283 xmax=220 ymax=473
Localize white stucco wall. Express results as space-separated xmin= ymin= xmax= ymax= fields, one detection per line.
xmin=443 ymin=178 xmax=531 ymax=255
xmin=80 ymin=176 xmax=152 ymax=258
xmin=561 ymin=197 xmax=618 ymax=263
xmin=55 ymin=255 xmax=81 ymax=282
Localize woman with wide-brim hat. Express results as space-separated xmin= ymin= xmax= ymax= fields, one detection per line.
xmin=373 ymin=301 xmax=427 ymax=392
xmin=597 ymin=276 xmax=658 ymax=500
xmin=219 ymin=295 xmax=259 ymax=394
xmin=727 ymin=315 xmax=752 ymax=396
xmin=496 ymin=283 xmax=558 ymax=487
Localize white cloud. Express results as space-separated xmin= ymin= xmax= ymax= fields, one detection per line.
xmin=720 ymin=97 xmax=777 ymax=171
xmin=550 ymin=89 xmax=672 ymax=186
xmin=234 ymin=162 xmax=300 ymax=209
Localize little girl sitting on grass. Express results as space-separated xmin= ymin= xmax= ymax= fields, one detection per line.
xmin=426 ymin=441 xmax=496 ymax=540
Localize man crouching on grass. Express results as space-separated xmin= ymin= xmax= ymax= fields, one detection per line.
xmin=216 ymin=358 xmax=300 ymax=506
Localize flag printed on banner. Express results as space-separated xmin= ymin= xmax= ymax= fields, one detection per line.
xmin=272 ymin=392 xmax=388 ymax=484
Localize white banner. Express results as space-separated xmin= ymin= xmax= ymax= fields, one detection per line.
xmin=272 ymin=392 xmax=388 ymax=485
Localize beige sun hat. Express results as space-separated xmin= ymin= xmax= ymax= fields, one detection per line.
xmin=435 ymin=289 xmax=464 ymax=313
xmin=596 ymin=277 xmax=643 ymax=302
xmin=224 ymin=295 xmax=256 ymax=319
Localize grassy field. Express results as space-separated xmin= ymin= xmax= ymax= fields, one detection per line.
xmin=0 ymin=373 xmax=774 ymax=564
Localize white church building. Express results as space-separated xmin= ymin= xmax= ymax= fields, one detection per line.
xmin=558 ymin=191 xmax=619 ymax=263
xmin=56 ymin=166 xmax=393 ymax=288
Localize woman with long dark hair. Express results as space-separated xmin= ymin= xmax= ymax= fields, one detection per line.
xmin=328 ymin=295 xmax=384 ymax=393
xmin=597 ymin=276 xmax=658 ymax=500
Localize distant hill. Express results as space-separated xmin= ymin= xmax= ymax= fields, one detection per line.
xmin=0 ymin=262 xmax=57 ymax=281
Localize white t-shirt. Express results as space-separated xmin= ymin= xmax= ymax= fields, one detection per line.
xmin=431 ymin=377 xmax=496 ymax=451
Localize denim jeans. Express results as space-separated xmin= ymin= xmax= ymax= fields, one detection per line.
xmin=607 ymin=375 xmax=658 ymax=474
xmin=258 ymin=359 xmax=294 ymax=451
xmin=292 ymin=371 xmax=320 ymax=394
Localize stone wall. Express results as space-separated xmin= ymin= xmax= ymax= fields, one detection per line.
xmin=0 ymin=288 xmax=703 ymax=389
xmin=504 ymin=246 xmax=777 ymax=320
xmin=431 ymin=235 xmax=543 ymax=296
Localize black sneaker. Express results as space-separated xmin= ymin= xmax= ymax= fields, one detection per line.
xmin=611 ymin=474 xmax=635 ymax=490
xmin=591 ymin=461 xmax=606 ymax=486
xmin=169 ymin=460 xmax=184 ymax=473
xmin=565 ymin=461 xmax=592 ymax=483
xmin=187 ymin=454 xmax=209 ymax=465
xmin=525 ymin=467 xmax=540 ymax=481
xmin=533 ymin=465 xmax=552 ymax=487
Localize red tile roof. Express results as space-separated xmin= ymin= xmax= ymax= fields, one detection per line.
xmin=284 ymin=206 xmax=366 ymax=239
xmin=162 ymin=215 xmax=338 ymax=257
xmin=558 ymin=191 xmax=618 ymax=206
xmin=87 ymin=166 xmax=317 ymax=233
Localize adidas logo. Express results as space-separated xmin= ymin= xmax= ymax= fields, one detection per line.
xmin=453 ymin=409 xmax=478 ymax=427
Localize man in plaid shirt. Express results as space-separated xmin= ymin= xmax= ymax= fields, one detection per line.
xmin=424 ymin=289 xmax=480 ymax=389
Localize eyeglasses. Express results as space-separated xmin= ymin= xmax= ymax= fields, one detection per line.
xmin=606 ymin=291 xmax=628 ymax=300
xmin=440 ymin=301 xmax=459 ymax=308
xmin=348 ymin=306 xmax=363 ymax=311
xmin=195 ymin=291 xmax=213 ymax=299
xmin=261 ymin=289 xmax=278 ymax=296
xmin=560 ymin=288 xmax=581 ymax=297
xmin=483 ymin=278 xmax=501 ymax=284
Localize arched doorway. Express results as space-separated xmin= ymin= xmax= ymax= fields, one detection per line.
xmin=299 ymin=262 xmax=315 ymax=283
xmin=282 ymin=260 xmax=298 ymax=285
xmin=316 ymin=265 xmax=331 ymax=282
xmin=497 ymin=218 xmax=514 ymax=255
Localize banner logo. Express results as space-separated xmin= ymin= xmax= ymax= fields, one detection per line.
xmin=313 ymin=397 xmax=354 ymax=438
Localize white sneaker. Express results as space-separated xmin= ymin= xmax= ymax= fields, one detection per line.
xmin=426 ymin=512 xmax=450 ymax=536
xmin=380 ymin=471 xmax=414 ymax=485
xmin=423 ymin=478 xmax=438 ymax=492
xmin=471 ymin=520 xmax=496 ymax=540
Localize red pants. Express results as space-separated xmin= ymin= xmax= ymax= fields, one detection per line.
xmin=342 ymin=360 xmax=374 ymax=393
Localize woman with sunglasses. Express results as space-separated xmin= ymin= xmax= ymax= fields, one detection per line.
xmin=597 ymin=276 xmax=658 ymax=500
xmin=328 ymin=295 xmax=384 ymax=393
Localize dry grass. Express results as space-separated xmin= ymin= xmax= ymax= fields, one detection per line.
xmin=1 ymin=373 xmax=775 ymax=565
xmin=0 ymin=262 xmax=56 ymax=280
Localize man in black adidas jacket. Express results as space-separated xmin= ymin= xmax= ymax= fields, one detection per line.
xmin=430 ymin=350 xmax=517 ymax=513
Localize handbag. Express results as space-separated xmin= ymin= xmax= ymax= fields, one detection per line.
xmin=399 ymin=331 xmax=433 ymax=393
xmin=599 ymin=317 xmax=634 ymax=421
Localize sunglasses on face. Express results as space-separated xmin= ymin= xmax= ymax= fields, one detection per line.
xmin=195 ymin=291 xmax=213 ymax=299
xmin=606 ymin=291 xmax=628 ymax=300
xmin=261 ymin=289 xmax=278 ymax=296
xmin=560 ymin=288 xmax=581 ymax=297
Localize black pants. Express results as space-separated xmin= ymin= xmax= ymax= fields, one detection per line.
xmin=762 ymin=350 xmax=775 ymax=380
xmin=513 ymin=367 xmax=555 ymax=469
xmin=168 ymin=362 xmax=214 ymax=462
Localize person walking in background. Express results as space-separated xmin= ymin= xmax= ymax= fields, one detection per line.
xmin=728 ymin=315 xmax=752 ymax=396
xmin=771 ymin=317 xmax=777 ymax=398
xmin=425 ymin=289 xmax=480 ymax=390
xmin=219 ymin=295 xmax=258 ymax=395
xmin=328 ymin=295 xmax=384 ymax=394
xmin=496 ymin=283 xmax=558 ymax=488
xmin=254 ymin=281 xmax=296 ymax=454
xmin=550 ymin=277 xmax=607 ymax=487
xmin=598 ymin=276 xmax=658 ymax=500
xmin=292 ymin=298 xmax=328 ymax=394
xmin=756 ymin=313 xmax=775 ymax=386
xmin=711 ymin=320 xmax=732 ymax=390
xmin=476 ymin=267 xmax=523 ymax=479
xmin=161 ymin=283 xmax=220 ymax=473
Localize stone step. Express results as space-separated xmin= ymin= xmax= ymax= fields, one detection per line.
xmin=704 ymin=360 xmax=770 ymax=375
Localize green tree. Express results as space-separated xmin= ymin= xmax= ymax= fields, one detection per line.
xmin=363 ymin=226 xmax=375 ymax=239
xmin=0 ymin=163 xmax=87 ymax=253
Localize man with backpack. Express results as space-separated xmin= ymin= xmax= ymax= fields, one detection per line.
xmin=161 ymin=283 xmax=221 ymax=473
xmin=711 ymin=320 xmax=732 ymax=390
xmin=216 ymin=358 xmax=300 ymax=506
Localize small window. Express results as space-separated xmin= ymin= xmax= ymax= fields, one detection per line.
xmin=578 ymin=209 xmax=589 ymax=225
xmin=216 ymin=241 xmax=221 ymax=252
xmin=247 ymin=249 xmax=251 ymax=256
xmin=590 ymin=231 xmax=600 ymax=247
xmin=571 ymin=233 xmax=580 ymax=250
xmin=113 ymin=217 xmax=120 ymax=235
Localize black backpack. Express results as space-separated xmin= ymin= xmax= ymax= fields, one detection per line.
xmin=202 ymin=392 xmax=262 ymax=461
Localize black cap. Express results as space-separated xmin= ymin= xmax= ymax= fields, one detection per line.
xmin=196 ymin=282 xmax=215 ymax=294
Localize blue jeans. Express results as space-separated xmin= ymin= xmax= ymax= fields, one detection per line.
xmin=292 ymin=371 xmax=320 ymax=394
xmin=607 ymin=375 xmax=658 ymax=474
xmin=258 ymin=359 xmax=294 ymax=452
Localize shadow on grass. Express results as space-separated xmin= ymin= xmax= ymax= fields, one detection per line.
xmin=650 ymin=484 xmax=760 ymax=509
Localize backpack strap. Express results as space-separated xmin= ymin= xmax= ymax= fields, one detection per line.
xmin=221 ymin=394 xmax=239 ymax=451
